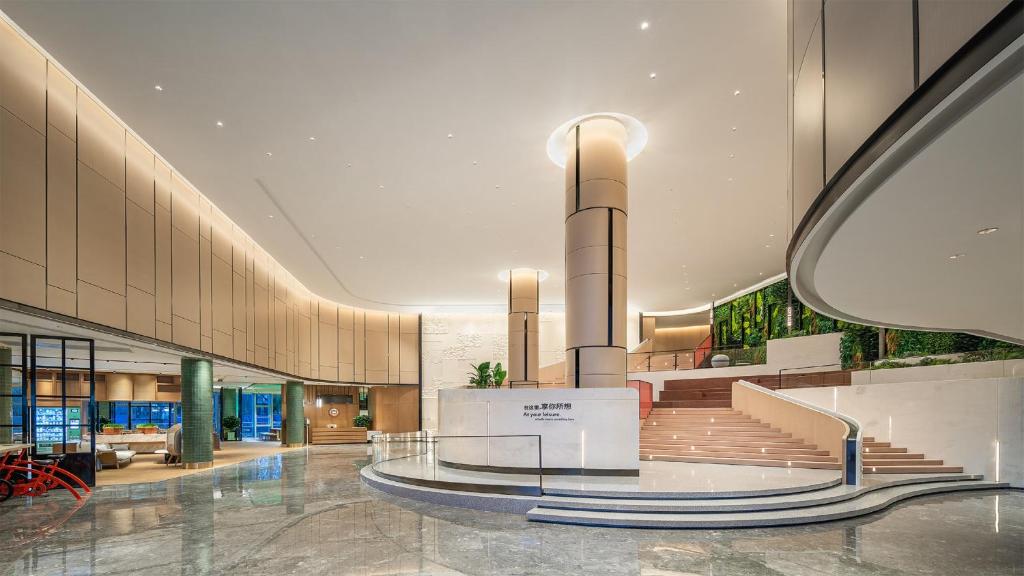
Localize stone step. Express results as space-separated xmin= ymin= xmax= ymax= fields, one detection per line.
xmin=865 ymin=465 xmax=964 ymax=474
xmin=861 ymin=446 xmax=908 ymax=453
xmin=863 ymin=441 xmax=891 ymax=448
xmin=653 ymin=400 xmax=732 ymax=408
xmin=644 ymin=424 xmax=777 ymax=432
xmin=863 ymin=459 xmax=945 ymax=467
xmin=641 ymin=431 xmax=794 ymax=439
xmin=639 ymin=443 xmax=830 ymax=456
xmin=639 ymin=415 xmax=756 ymax=422
xmin=638 ymin=438 xmax=820 ymax=449
xmin=863 ymin=436 xmax=876 ymax=442
xmin=861 ymin=452 xmax=925 ymax=459
xmin=648 ymin=408 xmax=740 ymax=416
xmin=643 ymin=454 xmax=842 ymax=470
xmin=640 ymin=448 xmax=839 ymax=463
xmin=659 ymin=390 xmax=732 ymax=401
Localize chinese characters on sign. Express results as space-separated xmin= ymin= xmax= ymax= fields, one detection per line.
xmin=522 ymin=402 xmax=575 ymax=422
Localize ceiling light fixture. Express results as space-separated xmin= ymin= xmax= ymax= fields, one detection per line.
xmin=359 ymin=255 xmax=365 ymax=260
xmin=546 ymin=112 xmax=647 ymax=168
xmin=154 ymin=85 xmax=163 ymax=92
xmin=640 ymin=21 xmax=650 ymax=30
xmin=733 ymin=89 xmax=741 ymax=96
xmin=497 ymin=269 xmax=549 ymax=282
xmin=447 ymin=133 xmax=454 ymax=139
xmin=216 ymin=120 xmax=224 ymax=127
xmin=265 ymin=152 xmax=273 ymax=157
xmin=764 ymin=244 xmax=772 ymax=248
xmin=649 ymin=72 xmax=657 ymax=79
xmin=731 ymin=126 xmax=737 ymax=132
xmin=308 ymin=136 xmax=316 ymax=141
xmin=267 ymin=215 xmax=274 ymax=219
xmin=949 ymin=253 xmax=965 ymax=260
xmin=977 ymin=227 xmax=999 ymax=235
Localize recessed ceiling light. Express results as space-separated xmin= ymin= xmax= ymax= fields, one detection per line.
xmin=308 ymin=136 xmax=316 ymax=141
xmin=649 ymin=72 xmax=657 ymax=79
xmin=731 ymin=126 xmax=737 ymax=132
xmin=977 ymin=227 xmax=999 ymax=235
xmin=769 ymin=233 xmax=775 ymax=238
xmin=759 ymin=272 xmax=764 ymax=276
xmin=495 ymin=185 xmax=501 ymax=189
xmin=733 ymin=89 xmax=741 ymax=96
xmin=472 ymin=161 xmax=478 ymax=166
xmin=681 ymin=265 xmax=686 ymax=268
xmin=154 ymin=85 xmax=163 ymax=92
xmin=640 ymin=21 xmax=650 ymax=31
xmin=216 ymin=120 xmax=224 ymax=127
xmin=729 ymin=153 xmax=735 ymax=159
xmin=949 ymin=253 xmax=966 ymax=260
xmin=267 ymin=214 xmax=274 ymax=219
xmin=727 ymin=177 xmax=733 ymax=182
xmin=447 ymin=133 xmax=454 ymax=139
xmin=265 ymin=152 xmax=273 ymax=157
xmin=359 ymin=255 xmax=365 ymax=260
xmin=764 ymin=244 xmax=772 ymax=248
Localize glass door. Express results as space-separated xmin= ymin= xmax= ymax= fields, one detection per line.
xmin=254 ymin=394 xmax=272 ymax=439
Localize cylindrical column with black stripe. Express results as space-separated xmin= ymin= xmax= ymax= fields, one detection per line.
xmin=507 ymin=268 xmax=539 ymax=387
xmin=564 ymin=117 xmax=628 ymax=388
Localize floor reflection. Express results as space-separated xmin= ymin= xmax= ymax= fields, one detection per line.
xmin=0 ymin=446 xmax=1020 ymax=576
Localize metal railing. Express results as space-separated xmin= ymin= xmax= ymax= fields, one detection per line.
xmin=627 ymin=348 xmax=698 ymax=372
xmin=370 ymin=432 xmax=543 ymax=495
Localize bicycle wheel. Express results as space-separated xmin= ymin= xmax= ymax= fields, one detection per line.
xmin=0 ymin=478 xmax=13 ymax=502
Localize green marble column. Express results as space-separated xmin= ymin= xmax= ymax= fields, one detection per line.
xmin=0 ymin=347 xmax=12 ymax=444
xmin=284 ymin=380 xmax=305 ymax=447
xmin=181 ymin=358 xmax=214 ymax=468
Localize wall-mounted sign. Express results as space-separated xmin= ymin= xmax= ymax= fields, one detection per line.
xmin=522 ymin=402 xmax=575 ymax=422
xmin=328 ymin=408 xmax=339 ymax=417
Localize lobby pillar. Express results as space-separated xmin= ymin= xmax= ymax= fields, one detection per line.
xmin=564 ymin=118 xmax=629 ymax=388
xmin=180 ymin=358 xmax=214 ymax=469
xmin=0 ymin=346 xmax=12 ymax=444
xmin=508 ymin=268 xmax=539 ymax=387
xmin=283 ymin=380 xmax=305 ymax=447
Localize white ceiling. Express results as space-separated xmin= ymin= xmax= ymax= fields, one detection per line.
xmin=794 ymin=65 xmax=1023 ymax=343
xmin=0 ymin=0 xmax=789 ymax=312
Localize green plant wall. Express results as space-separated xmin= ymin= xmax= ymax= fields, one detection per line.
xmin=712 ymin=278 xmax=1021 ymax=369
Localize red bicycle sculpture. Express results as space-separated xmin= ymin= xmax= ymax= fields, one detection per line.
xmin=0 ymin=448 xmax=91 ymax=502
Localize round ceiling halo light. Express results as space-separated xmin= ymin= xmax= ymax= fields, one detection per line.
xmin=546 ymin=112 xmax=648 ymax=168
xmin=497 ymin=269 xmax=549 ymax=282
xmin=640 ymin=21 xmax=650 ymax=31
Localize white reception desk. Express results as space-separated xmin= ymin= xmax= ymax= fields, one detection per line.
xmin=437 ymin=387 xmax=639 ymax=475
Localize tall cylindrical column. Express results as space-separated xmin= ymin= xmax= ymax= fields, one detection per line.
xmin=283 ymin=380 xmax=305 ymax=447
xmin=180 ymin=357 xmax=214 ymax=468
xmin=564 ymin=118 xmax=628 ymax=388
xmin=507 ymin=268 xmax=539 ymax=387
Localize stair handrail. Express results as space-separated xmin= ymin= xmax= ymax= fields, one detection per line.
xmin=733 ymin=380 xmax=863 ymax=486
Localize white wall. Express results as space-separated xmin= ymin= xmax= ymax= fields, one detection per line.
xmin=631 ymin=332 xmax=843 ymax=398
xmin=783 ymin=378 xmax=1024 ymax=487
xmin=851 ymin=358 xmax=1024 ymax=384
xmin=421 ymin=312 xmax=565 ymax=431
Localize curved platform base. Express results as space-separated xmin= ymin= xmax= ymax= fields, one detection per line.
xmin=361 ymin=465 xmax=1008 ymax=528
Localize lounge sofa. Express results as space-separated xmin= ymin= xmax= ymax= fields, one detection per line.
xmin=96 ymin=443 xmax=135 ymax=469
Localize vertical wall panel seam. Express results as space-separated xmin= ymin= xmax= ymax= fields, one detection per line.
xmin=912 ymin=0 xmax=921 ymax=89
xmin=44 ymin=64 xmax=49 ymax=310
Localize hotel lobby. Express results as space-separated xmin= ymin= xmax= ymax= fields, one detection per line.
xmin=0 ymin=0 xmax=1022 ymax=574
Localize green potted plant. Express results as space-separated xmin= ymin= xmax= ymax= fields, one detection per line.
xmin=491 ymin=362 xmax=507 ymax=388
xmin=222 ymin=415 xmax=242 ymax=441
xmin=467 ymin=362 xmax=493 ymax=388
xmin=137 ymin=423 xmax=159 ymax=435
xmin=353 ymin=414 xmax=372 ymax=429
xmin=102 ymin=423 xmax=124 ymax=435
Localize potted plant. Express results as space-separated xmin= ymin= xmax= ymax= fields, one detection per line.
xmin=467 ymin=362 xmax=493 ymax=388
xmin=137 ymin=423 xmax=159 ymax=435
xmin=102 ymin=423 xmax=124 ymax=435
xmin=222 ymin=415 xmax=241 ymax=441
xmin=353 ymin=414 xmax=372 ymax=429
xmin=491 ymin=362 xmax=507 ymax=388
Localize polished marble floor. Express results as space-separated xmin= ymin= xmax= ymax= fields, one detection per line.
xmin=0 ymin=445 xmax=1021 ymax=576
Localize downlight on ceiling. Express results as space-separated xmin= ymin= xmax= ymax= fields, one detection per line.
xmin=546 ymin=113 xmax=648 ymax=168
xmin=977 ymin=227 xmax=999 ymax=235
xmin=497 ymin=269 xmax=549 ymax=282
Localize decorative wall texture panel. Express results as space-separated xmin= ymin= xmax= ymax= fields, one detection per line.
xmin=0 ymin=16 xmax=419 ymax=387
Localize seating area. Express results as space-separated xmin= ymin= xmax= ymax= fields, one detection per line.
xmin=95 ymin=444 xmax=136 ymax=469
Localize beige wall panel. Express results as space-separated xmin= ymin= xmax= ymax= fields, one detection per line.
xmin=0 ymin=252 xmax=44 ymax=308
xmin=132 ymin=374 xmax=157 ymax=402
xmin=339 ymin=313 xmax=354 ymax=381
xmin=919 ymin=0 xmax=1010 ymax=82
xmin=298 ymin=312 xmax=312 ymax=371
xmin=154 ymin=206 xmax=172 ymax=324
xmin=365 ymin=335 xmax=388 ymax=384
xmin=246 ymin=250 xmax=255 ymax=354
xmin=126 ymin=200 xmax=155 ymax=294
xmin=125 ymin=135 xmax=154 ymax=213
xmin=353 ymin=311 xmax=365 ymax=381
xmin=154 ymin=161 xmax=170 ymax=210
xmin=254 ymin=284 xmax=269 ymax=349
xmin=46 ymin=64 xmax=75 ymax=141
xmin=77 ymin=93 xmax=124 ymax=188
xmin=170 ymin=175 xmax=199 ymax=240
xmin=77 ymin=281 xmax=125 ymax=330
xmin=106 ymin=373 xmax=132 ymax=402
xmin=399 ymin=332 xmax=418 ymax=385
xmin=233 ymin=329 xmax=246 ymax=361
xmin=199 ymin=237 xmax=212 ymax=344
xmin=126 ymin=285 xmax=155 ymax=338
xmin=46 ymin=129 xmax=76 ymax=292
xmin=274 ymin=298 xmax=287 ymax=363
xmin=171 ymin=228 xmax=200 ymax=323
xmin=388 ymin=314 xmax=400 ymax=383
xmin=77 ymin=164 xmax=125 ymax=295
xmin=232 ymin=227 xmax=246 ymax=276
xmin=566 ymin=274 xmax=609 ymax=348
xmin=400 ymin=313 xmax=418 ymax=334
xmin=255 ymin=346 xmax=269 ymax=367
xmin=793 ymin=20 xmax=824 ymax=234
xmin=200 ymin=335 xmax=212 ymax=353
xmin=0 ymin=20 xmax=45 ymax=132
xmin=211 ymin=222 xmax=231 ymax=267
xmin=0 ymin=110 xmax=45 ymax=265
xmin=212 ymin=329 xmax=232 ymax=358
xmin=198 ymin=198 xmax=211 ymax=240
xmin=156 ymin=320 xmax=171 ymax=342
xmin=232 ymin=272 xmax=245 ymax=334
xmin=211 ymin=256 xmax=232 ymax=337
xmin=46 ymin=285 xmax=75 ymax=316
xmin=824 ymin=0 xmax=914 ymax=180
xmin=310 ymin=303 xmax=319 ymax=379
xmin=172 ymin=315 xmax=200 ymax=349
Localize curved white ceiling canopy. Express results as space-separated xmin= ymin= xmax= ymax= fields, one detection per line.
xmin=545 ymin=112 xmax=648 ymax=168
